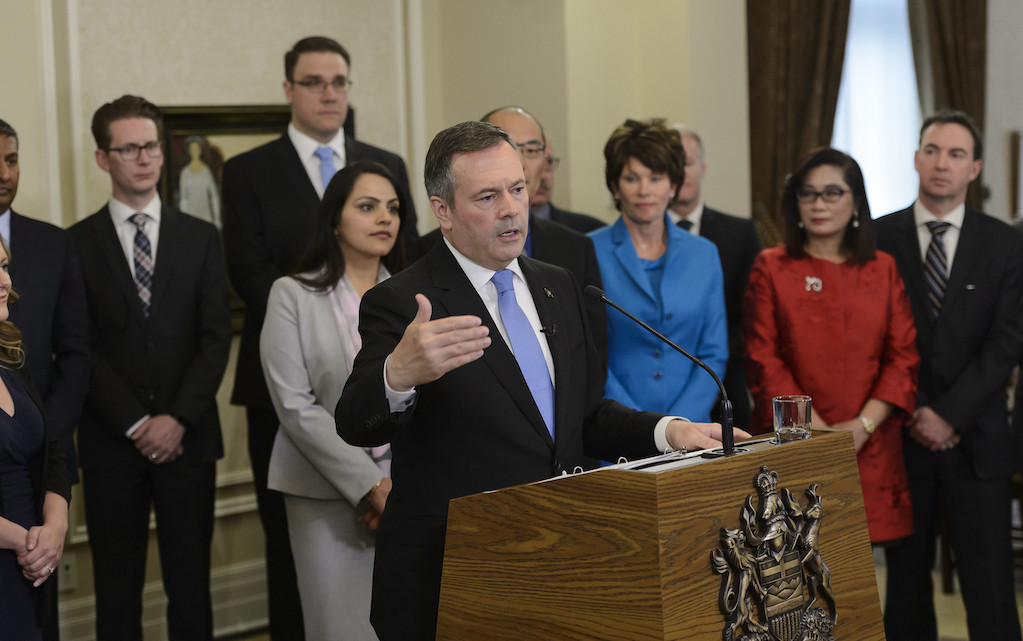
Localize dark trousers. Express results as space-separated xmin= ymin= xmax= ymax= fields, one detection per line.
xmin=246 ymin=406 xmax=305 ymax=641
xmin=884 ymin=438 xmax=1021 ymax=641
xmin=84 ymin=460 xmax=215 ymax=641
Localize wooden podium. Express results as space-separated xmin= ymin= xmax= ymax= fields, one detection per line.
xmin=436 ymin=431 xmax=885 ymax=640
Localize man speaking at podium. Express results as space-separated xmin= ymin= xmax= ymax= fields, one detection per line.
xmin=336 ymin=121 xmax=739 ymax=640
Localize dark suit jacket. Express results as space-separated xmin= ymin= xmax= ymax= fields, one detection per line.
xmin=0 ymin=365 xmax=71 ymax=626
xmin=69 ymin=204 xmax=232 ymax=470
xmin=335 ymin=242 xmax=661 ymax=639
xmin=8 ymin=211 xmax=91 ymax=483
xmin=409 ymin=215 xmax=607 ymax=363
xmin=876 ymin=206 xmax=1023 ymax=481
xmin=223 ymin=133 xmax=418 ymax=409
xmin=698 ymin=206 xmax=761 ymax=428
xmin=548 ymin=203 xmax=605 ymax=234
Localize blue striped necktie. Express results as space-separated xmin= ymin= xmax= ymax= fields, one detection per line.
xmin=129 ymin=213 xmax=153 ymax=317
xmin=923 ymin=220 xmax=951 ymax=320
xmin=491 ymin=269 xmax=555 ymax=440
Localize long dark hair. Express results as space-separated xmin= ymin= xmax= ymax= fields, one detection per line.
xmin=292 ymin=161 xmax=407 ymax=291
xmin=781 ymin=147 xmax=875 ymax=265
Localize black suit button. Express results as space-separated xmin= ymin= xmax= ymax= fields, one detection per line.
xmin=553 ymin=459 xmax=563 ymax=475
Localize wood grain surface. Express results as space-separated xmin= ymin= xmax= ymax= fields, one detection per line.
xmin=437 ymin=432 xmax=885 ymax=640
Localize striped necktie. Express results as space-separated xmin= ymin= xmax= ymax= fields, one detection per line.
xmin=129 ymin=213 xmax=153 ymax=317
xmin=923 ymin=220 xmax=952 ymax=320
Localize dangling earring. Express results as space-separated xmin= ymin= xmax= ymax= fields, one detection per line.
xmin=852 ymin=212 xmax=860 ymax=229
xmin=797 ymin=220 xmax=804 ymax=229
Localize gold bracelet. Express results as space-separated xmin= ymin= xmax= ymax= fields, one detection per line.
xmin=364 ymin=479 xmax=384 ymax=502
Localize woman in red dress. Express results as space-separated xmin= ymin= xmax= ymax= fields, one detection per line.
xmin=744 ymin=147 xmax=920 ymax=543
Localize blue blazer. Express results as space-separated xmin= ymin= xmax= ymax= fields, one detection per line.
xmin=589 ymin=215 xmax=728 ymax=421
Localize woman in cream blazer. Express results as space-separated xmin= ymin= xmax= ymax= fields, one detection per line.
xmin=260 ymin=161 xmax=407 ymax=641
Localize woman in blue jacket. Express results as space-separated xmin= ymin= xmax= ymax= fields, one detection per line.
xmin=589 ymin=119 xmax=728 ymax=422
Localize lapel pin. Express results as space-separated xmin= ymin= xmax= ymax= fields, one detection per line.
xmin=544 ymin=287 xmax=553 ymax=299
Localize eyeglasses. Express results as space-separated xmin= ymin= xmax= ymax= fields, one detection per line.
xmin=545 ymin=155 xmax=561 ymax=170
xmin=515 ymin=142 xmax=546 ymax=160
xmin=796 ymin=187 xmax=848 ymax=204
xmin=294 ymin=77 xmax=353 ymax=94
xmin=107 ymin=141 xmax=162 ymax=161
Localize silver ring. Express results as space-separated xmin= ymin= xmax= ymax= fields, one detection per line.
xmin=151 ymin=453 xmax=157 ymax=460
xmin=47 ymin=566 xmax=54 ymax=574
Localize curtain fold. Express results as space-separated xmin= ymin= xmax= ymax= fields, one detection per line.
xmin=908 ymin=0 xmax=988 ymax=209
xmin=746 ymin=0 xmax=851 ymax=246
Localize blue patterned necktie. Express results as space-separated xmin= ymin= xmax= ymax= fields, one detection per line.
xmin=491 ymin=269 xmax=555 ymax=440
xmin=129 ymin=213 xmax=153 ymax=317
xmin=314 ymin=146 xmax=338 ymax=192
xmin=924 ymin=220 xmax=951 ymax=321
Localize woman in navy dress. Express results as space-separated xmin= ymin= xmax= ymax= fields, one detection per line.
xmin=0 ymin=236 xmax=71 ymax=640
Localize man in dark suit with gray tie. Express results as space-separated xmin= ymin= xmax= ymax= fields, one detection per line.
xmin=875 ymin=110 xmax=1023 ymax=641
xmin=336 ymin=120 xmax=739 ymax=640
xmin=668 ymin=127 xmax=760 ymax=430
xmin=70 ymin=95 xmax=232 ymax=641
xmin=221 ymin=36 xmax=419 ymax=639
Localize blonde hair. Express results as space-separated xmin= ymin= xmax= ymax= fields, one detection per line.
xmin=0 ymin=236 xmax=25 ymax=368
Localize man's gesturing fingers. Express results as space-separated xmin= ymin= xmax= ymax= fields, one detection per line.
xmin=386 ymin=294 xmax=491 ymax=390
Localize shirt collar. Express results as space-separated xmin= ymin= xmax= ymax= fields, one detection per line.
xmin=288 ymin=122 xmax=346 ymax=166
xmin=913 ymin=199 xmax=965 ymax=230
xmin=109 ymin=192 xmax=162 ymax=227
xmin=667 ymin=201 xmax=704 ymax=228
xmin=442 ymin=236 xmax=524 ymax=293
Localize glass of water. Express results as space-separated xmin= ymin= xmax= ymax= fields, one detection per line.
xmin=773 ymin=395 xmax=812 ymax=442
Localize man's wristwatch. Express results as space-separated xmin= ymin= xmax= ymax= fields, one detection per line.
xmin=858 ymin=416 xmax=876 ymax=434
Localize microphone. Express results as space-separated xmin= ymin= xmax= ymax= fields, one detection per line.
xmin=584 ymin=285 xmax=737 ymax=457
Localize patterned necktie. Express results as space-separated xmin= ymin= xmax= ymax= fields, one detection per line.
xmin=129 ymin=213 xmax=153 ymax=317
xmin=491 ymin=269 xmax=555 ymax=440
xmin=677 ymin=219 xmax=693 ymax=232
xmin=924 ymin=220 xmax=952 ymax=320
xmin=314 ymin=146 xmax=338 ymax=192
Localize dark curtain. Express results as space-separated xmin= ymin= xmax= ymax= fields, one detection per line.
xmin=746 ymin=1 xmax=851 ymax=246
xmin=908 ymin=0 xmax=987 ymax=209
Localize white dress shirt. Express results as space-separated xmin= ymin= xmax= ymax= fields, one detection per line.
xmin=288 ymin=123 xmax=347 ymax=198
xmin=913 ymin=200 xmax=965 ymax=274
xmin=108 ymin=193 xmax=162 ymax=279
xmin=668 ymin=201 xmax=704 ymax=236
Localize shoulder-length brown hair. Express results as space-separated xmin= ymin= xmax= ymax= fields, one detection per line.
xmin=291 ymin=161 xmax=407 ymax=291
xmin=781 ymin=147 xmax=875 ymax=264
xmin=0 ymin=236 xmax=24 ymax=368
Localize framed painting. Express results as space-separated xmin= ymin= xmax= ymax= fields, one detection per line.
xmin=159 ymin=105 xmax=291 ymax=331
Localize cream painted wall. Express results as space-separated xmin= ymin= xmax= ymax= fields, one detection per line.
xmin=985 ymin=0 xmax=1023 ymax=222
xmin=71 ymin=0 xmax=409 ymax=220
xmin=1 ymin=1 xmax=63 ymax=226
xmin=419 ymin=0 xmax=750 ymax=226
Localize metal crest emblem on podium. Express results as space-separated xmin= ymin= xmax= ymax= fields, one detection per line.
xmin=711 ymin=466 xmax=837 ymax=641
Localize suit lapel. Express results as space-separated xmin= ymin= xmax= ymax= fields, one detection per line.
xmin=428 ymin=245 xmax=554 ymax=448
xmin=148 ymin=205 xmax=181 ymax=317
xmin=890 ymin=209 xmax=929 ymax=312
xmin=274 ymin=135 xmax=320 ymax=215
xmin=941 ymin=208 xmax=980 ymax=313
xmin=92 ymin=207 xmax=148 ymax=324
xmin=520 ymin=257 xmax=569 ymax=450
xmin=609 ymin=218 xmax=657 ymax=302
